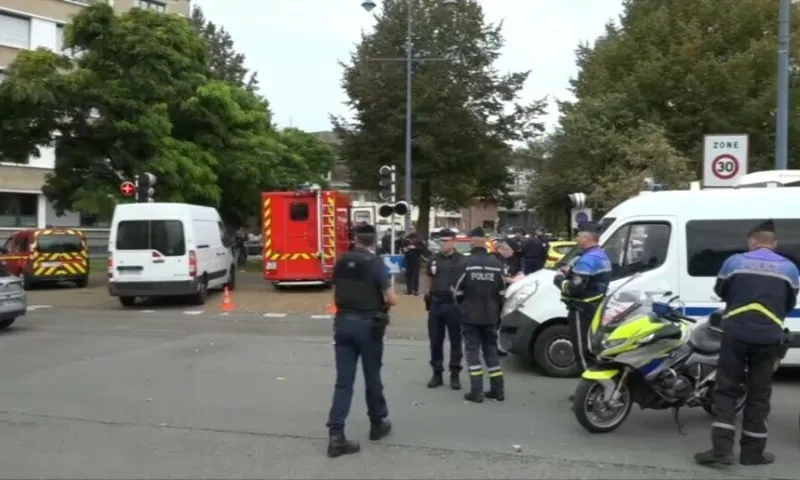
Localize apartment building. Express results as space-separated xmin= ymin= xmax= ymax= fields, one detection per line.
xmin=0 ymin=0 xmax=190 ymax=241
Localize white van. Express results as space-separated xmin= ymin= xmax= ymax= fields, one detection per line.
xmin=108 ymin=203 xmax=235 ymax=307
xmin=500 ymin=186 xmax=800 ymax=377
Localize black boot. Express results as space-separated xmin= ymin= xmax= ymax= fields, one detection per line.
xmin=369 ymin=419 xmax=392 ymax=441
xmin=740 ymin=452 xmax=775 ymax=466
xmin=427 ymin=372 xmax=443 ymax=388
xmin=694 ymin=449 xmax=734 ymax=466
xmin=449 ymin=372 xmax=461 ymax=390
xmin=486 ymin=376 xmax=504 ymax=401
xmin=464 ymin=390 xmax=484 ymax=403
xmin=327 ymin=435 xmax=361 ymax=458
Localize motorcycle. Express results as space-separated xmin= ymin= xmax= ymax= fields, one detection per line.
xmin=572 ymin=280 xmax=747 ymax=434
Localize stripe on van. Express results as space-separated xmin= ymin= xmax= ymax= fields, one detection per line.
xmin=683 ymin=306 xmax=800 ymax=318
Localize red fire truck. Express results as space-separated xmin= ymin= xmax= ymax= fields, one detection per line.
xmin=261 ymin=187 xmax=374 ymax=287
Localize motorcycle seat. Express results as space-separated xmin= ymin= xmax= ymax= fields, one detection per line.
xmin=689 ymin=322 xmax=722 ymax=354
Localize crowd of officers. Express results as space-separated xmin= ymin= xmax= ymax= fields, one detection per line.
xmin=325 ymin=218 xmax=795 ymax=468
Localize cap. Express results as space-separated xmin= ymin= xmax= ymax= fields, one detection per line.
xmin=749 ymin=219 xmax=775 ymax=236
xmin=577 ymin=221 xmax=602 ymax=235
xmin=439 ymin=228 xmax=456 ymax=239
xmin=468 ymin=227 xmax=486 ymax=238
xmin=353 ymin=224 xmax=376 ymax=235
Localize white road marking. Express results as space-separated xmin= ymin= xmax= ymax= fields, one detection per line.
xmin=183 ymin=310 xmax=204 ymax=315
xmin=27 ymin=305 xmax=52 ymax=311
xmin=262 ymin=313 xmax=287 ymax=318
xmin=310 ymin=314 xmax=332 ymax=319
xmin=139 ymin=310 xmax=156 ymax=313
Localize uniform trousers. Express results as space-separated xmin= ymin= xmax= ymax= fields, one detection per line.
xmin=462 ymin=323 xmax=503 ymax=393
xmin=711 ymin=332 xmax=780 ymax=458
xmin=326 ymin=312 xmax=389 ymax=436
xmin=567 ymin=305 xmax=595 ymax=371
xmin=427 ymin=302 xmax=463 ymax=373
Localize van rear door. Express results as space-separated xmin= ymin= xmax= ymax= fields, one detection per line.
xmin=283 ymin=196 xmax=318 ymax=276
xmin=112 ymin=220 xmax=188 ymax=283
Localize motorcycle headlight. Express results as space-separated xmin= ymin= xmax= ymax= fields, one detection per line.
xmin=601 ymin=338 xmax=626 ymax=350
xmin=502 ymin=281 xmax=539 ymax=316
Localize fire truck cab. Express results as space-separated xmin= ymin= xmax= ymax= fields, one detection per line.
xmin=262 ymin=187 xmax=362 ymax=287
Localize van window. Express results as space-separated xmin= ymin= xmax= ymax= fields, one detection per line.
xmin=36 ymin=233 xmax=82 ymax=254
xmin=290 ymin=202 xmax=309 ymax=221
xmin=686 ymin=220 xmax=800 ymax=276
xmin=602 ymin=222 xmax=671 ymax=280
xmin=116 ymin=220 xmax=186 ymax=256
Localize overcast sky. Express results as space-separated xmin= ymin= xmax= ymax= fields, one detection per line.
xmin=193 ymin=0 xmax=624 ymax=132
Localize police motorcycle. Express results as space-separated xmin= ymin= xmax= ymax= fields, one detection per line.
xmin=572 ymin=278 xmax=747 ymax=434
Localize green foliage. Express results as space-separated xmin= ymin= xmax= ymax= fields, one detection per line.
xmin=190 ymin=5 xmax=259 ymax=91
xmin=334 ymin=0 xmax=545 ymax=234
xmin=530 ymin=0 xmax=800 ymax=220
xmin=0 ymin=3 xmax=330 ymax=226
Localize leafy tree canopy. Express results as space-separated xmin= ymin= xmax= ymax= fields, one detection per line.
xmin=333 ymin=0 xmax=546 ymax=234
xmin=0 ymin=4 xmax=333 ymax=226
xmin=529 ymin=0 xmax=800 ymax=222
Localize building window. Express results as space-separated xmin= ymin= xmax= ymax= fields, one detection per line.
xmin=56 ymin=25 xmax=65 ymax=51
xmin=0 ymin=69 xmax=6 ymax=83
xmin=686 ymin=220 xmax=800 ymax=276
xmin=136 ymin=0 xmax=167 ymax=12
xmin=0 ymin=13 xmax=31 ymax=49
xmin=0 ymin=192 xmax=38 ymax=228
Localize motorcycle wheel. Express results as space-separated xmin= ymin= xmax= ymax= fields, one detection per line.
xmin=573 ymin=378 xmax=633 ymax=434
xmin=701 ymin=385 xmax=747 ymax=416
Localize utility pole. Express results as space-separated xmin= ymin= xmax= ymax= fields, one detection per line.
xmin=776 ymin=0 xmax=791 ymax=169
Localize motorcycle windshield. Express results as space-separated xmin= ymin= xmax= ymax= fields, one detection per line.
xmin=591 ymin=290 xmax=655 ymax=348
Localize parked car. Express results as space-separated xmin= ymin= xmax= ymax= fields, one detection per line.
xmin=0 ymin=262 xmax=26 ymax=329
xmin=545 ymin=241 xmax=577 ymax=269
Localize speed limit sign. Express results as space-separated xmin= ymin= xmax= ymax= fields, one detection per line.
xmin=703 ymin=134 xmax=749 ymax=187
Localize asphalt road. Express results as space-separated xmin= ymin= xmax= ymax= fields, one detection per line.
xmin=1 ymin=307 xmax=799 ymax=479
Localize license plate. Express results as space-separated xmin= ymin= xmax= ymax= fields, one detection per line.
xmin=266 ymin=261 xmax=277 ymax=270
xmin=40 ymin=262 xmax=61 ymax=268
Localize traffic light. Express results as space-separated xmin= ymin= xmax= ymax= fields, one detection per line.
xmin=136 ymin=172 xmax=157 ymax=203
xmin=379 ymin=165 xmax=395 ymax=201
xmin=378 ymin=201 xmax=409 ymax=218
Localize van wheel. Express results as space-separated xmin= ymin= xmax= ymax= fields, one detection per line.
xmin=191 ymin=278 xmax=208 ymax=306
xmin=75 ymin=276 xmax=89 ymax=288
xmin=119 ymin=296 xmax=136 ymax=307
xmin=0 ymin=318 xmax=15 ymax=329
xmin=532 ymin=324 xmax=581 ymax=378
xmin=225 ymin=267 xmax=236 ymax=291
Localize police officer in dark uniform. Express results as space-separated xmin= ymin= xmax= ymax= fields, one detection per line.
xmin=453 ymin=227 xmax=507 ymax=403
xmin=695 ymin=219 xmax=798 ymax=467
xmin=326 ymin=224 xmax=398 ymax=458
xmin=553 ymin=221 xmax=611 ymax=374
xmin=424 ymin=228 xmax=464 ymax=390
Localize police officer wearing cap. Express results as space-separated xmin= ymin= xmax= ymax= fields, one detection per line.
xmin=453 ymin=227 xmax=507 ymax=402
xmin=553 ymin=221 xmax=611 ymax=374
xmin=326 ymin=223 xmax=398 ymax=458
xmin=695 ymin=219 xmax=798 ymax=467
xmin=424 ymin=228 xmax=465 ymax=390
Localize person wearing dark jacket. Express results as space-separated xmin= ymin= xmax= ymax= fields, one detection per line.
xmin=402 ymin=230 xmax=425 ymax=295
xmin=453 ymin=227 xmax=507 ymax=403
xmin=380 ymin=232 xmax=391 ymax=255
xmin=521 ymin=232 xmax=546 ymax=275
xmin=424 ymin=229 xmax=464 ymax=390
xmin=695 ymin=219 xmax=799 ymax=467
xmin=493 ymin=240 xmax=519 ymax=356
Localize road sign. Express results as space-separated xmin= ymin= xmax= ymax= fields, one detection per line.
xmin=120 ymin=181 xmax=136 ymax=197
xmin=570 ymin=208 xmax=592 ymax=229
xmin=382 ymin=254 xmax=404 ymax=275
xmin=703 ymin=134 xmax=749 ymax=187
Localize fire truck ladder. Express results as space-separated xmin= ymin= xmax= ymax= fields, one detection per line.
xmin=319 ymin=191 xmax=337 ymax=272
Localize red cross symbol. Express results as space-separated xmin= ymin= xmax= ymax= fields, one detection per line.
xmin=120 ymin=181 xmax=136 ymax=196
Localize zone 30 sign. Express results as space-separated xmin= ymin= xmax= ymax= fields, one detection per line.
xmin=702 ymin=134 xmax=749 ymax=188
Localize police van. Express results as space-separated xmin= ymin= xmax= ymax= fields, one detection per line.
xmin=500 ymin=180 xmax=800 ymax=377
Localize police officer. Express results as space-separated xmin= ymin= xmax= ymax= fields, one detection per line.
xmin=521 ymin=229 xmax=546 ymax=275
xmin=402 ymin=229 xmax=425 ymax=295
xmin=695 ymin=219 xmax=798 ymax=467
xmin=425 ymin=228 xmax=464 ymax=390
xmin=326 ymin=224 xmax=398 ymax=458
xmin=453 ymin=227 xmax=507 ymax=402
xmin=553 ymin=221 xmax=611 ymax=374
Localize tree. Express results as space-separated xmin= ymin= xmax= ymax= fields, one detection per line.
xmin=190 ymin=6 xmax=259 ymax=91
xmin=530 ymin=0 xmax=800 ymax=219
xmin=273 ymin=128 xmax=336 ymax=188
xmin=0 ymin=4 xmax=314 ymax=225
xmin=333 ymin=0 xmax=546 ymax=234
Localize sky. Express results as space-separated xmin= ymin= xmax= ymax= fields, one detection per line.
xmin=193 ymin=0 xmax=625 ymax=133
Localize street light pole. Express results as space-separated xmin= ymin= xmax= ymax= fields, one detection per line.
xmin=404 ymin=1 xmax=413 ymax=231
xmin=776 ymin=0 xmax=791 ymax=170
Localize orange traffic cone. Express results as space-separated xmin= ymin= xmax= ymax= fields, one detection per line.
xmin=327 ymin=303 xmax=337 ymax=314
xmin=221 ymin=286 xmax=236 ymax=313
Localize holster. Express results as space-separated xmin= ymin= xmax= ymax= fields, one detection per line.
xmin=424 ymin=293 xmax=431 ymax=311
xmin=779 ymin=328 xmax=792 ymax=359
xmin=371 ymin=311 xmax=390 ymax=341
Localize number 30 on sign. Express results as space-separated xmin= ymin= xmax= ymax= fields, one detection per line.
xmin=702 ymin=134 xmax=749 ymax=188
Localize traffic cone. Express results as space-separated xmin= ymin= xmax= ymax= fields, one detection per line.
xmin=327 ymin=303 xmax=337 ymax=314
xmin=221 ymin=286 xmax=235 ymax=313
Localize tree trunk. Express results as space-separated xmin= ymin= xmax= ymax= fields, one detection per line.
xmin=417 ymin=180 xmax=431 ymax=238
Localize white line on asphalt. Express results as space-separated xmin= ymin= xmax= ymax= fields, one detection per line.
xmin=28 ymin=305 xmax=52 ymax=311
xmin=262 ymin=313 xmax=287 ymax=318
xmin=139 ymin=310 xmax=156 ymax=313
xmin=310 ymin=314 xmax=332 ymax=319
xmin=183 ymin=311 xmax=204 ymax=315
